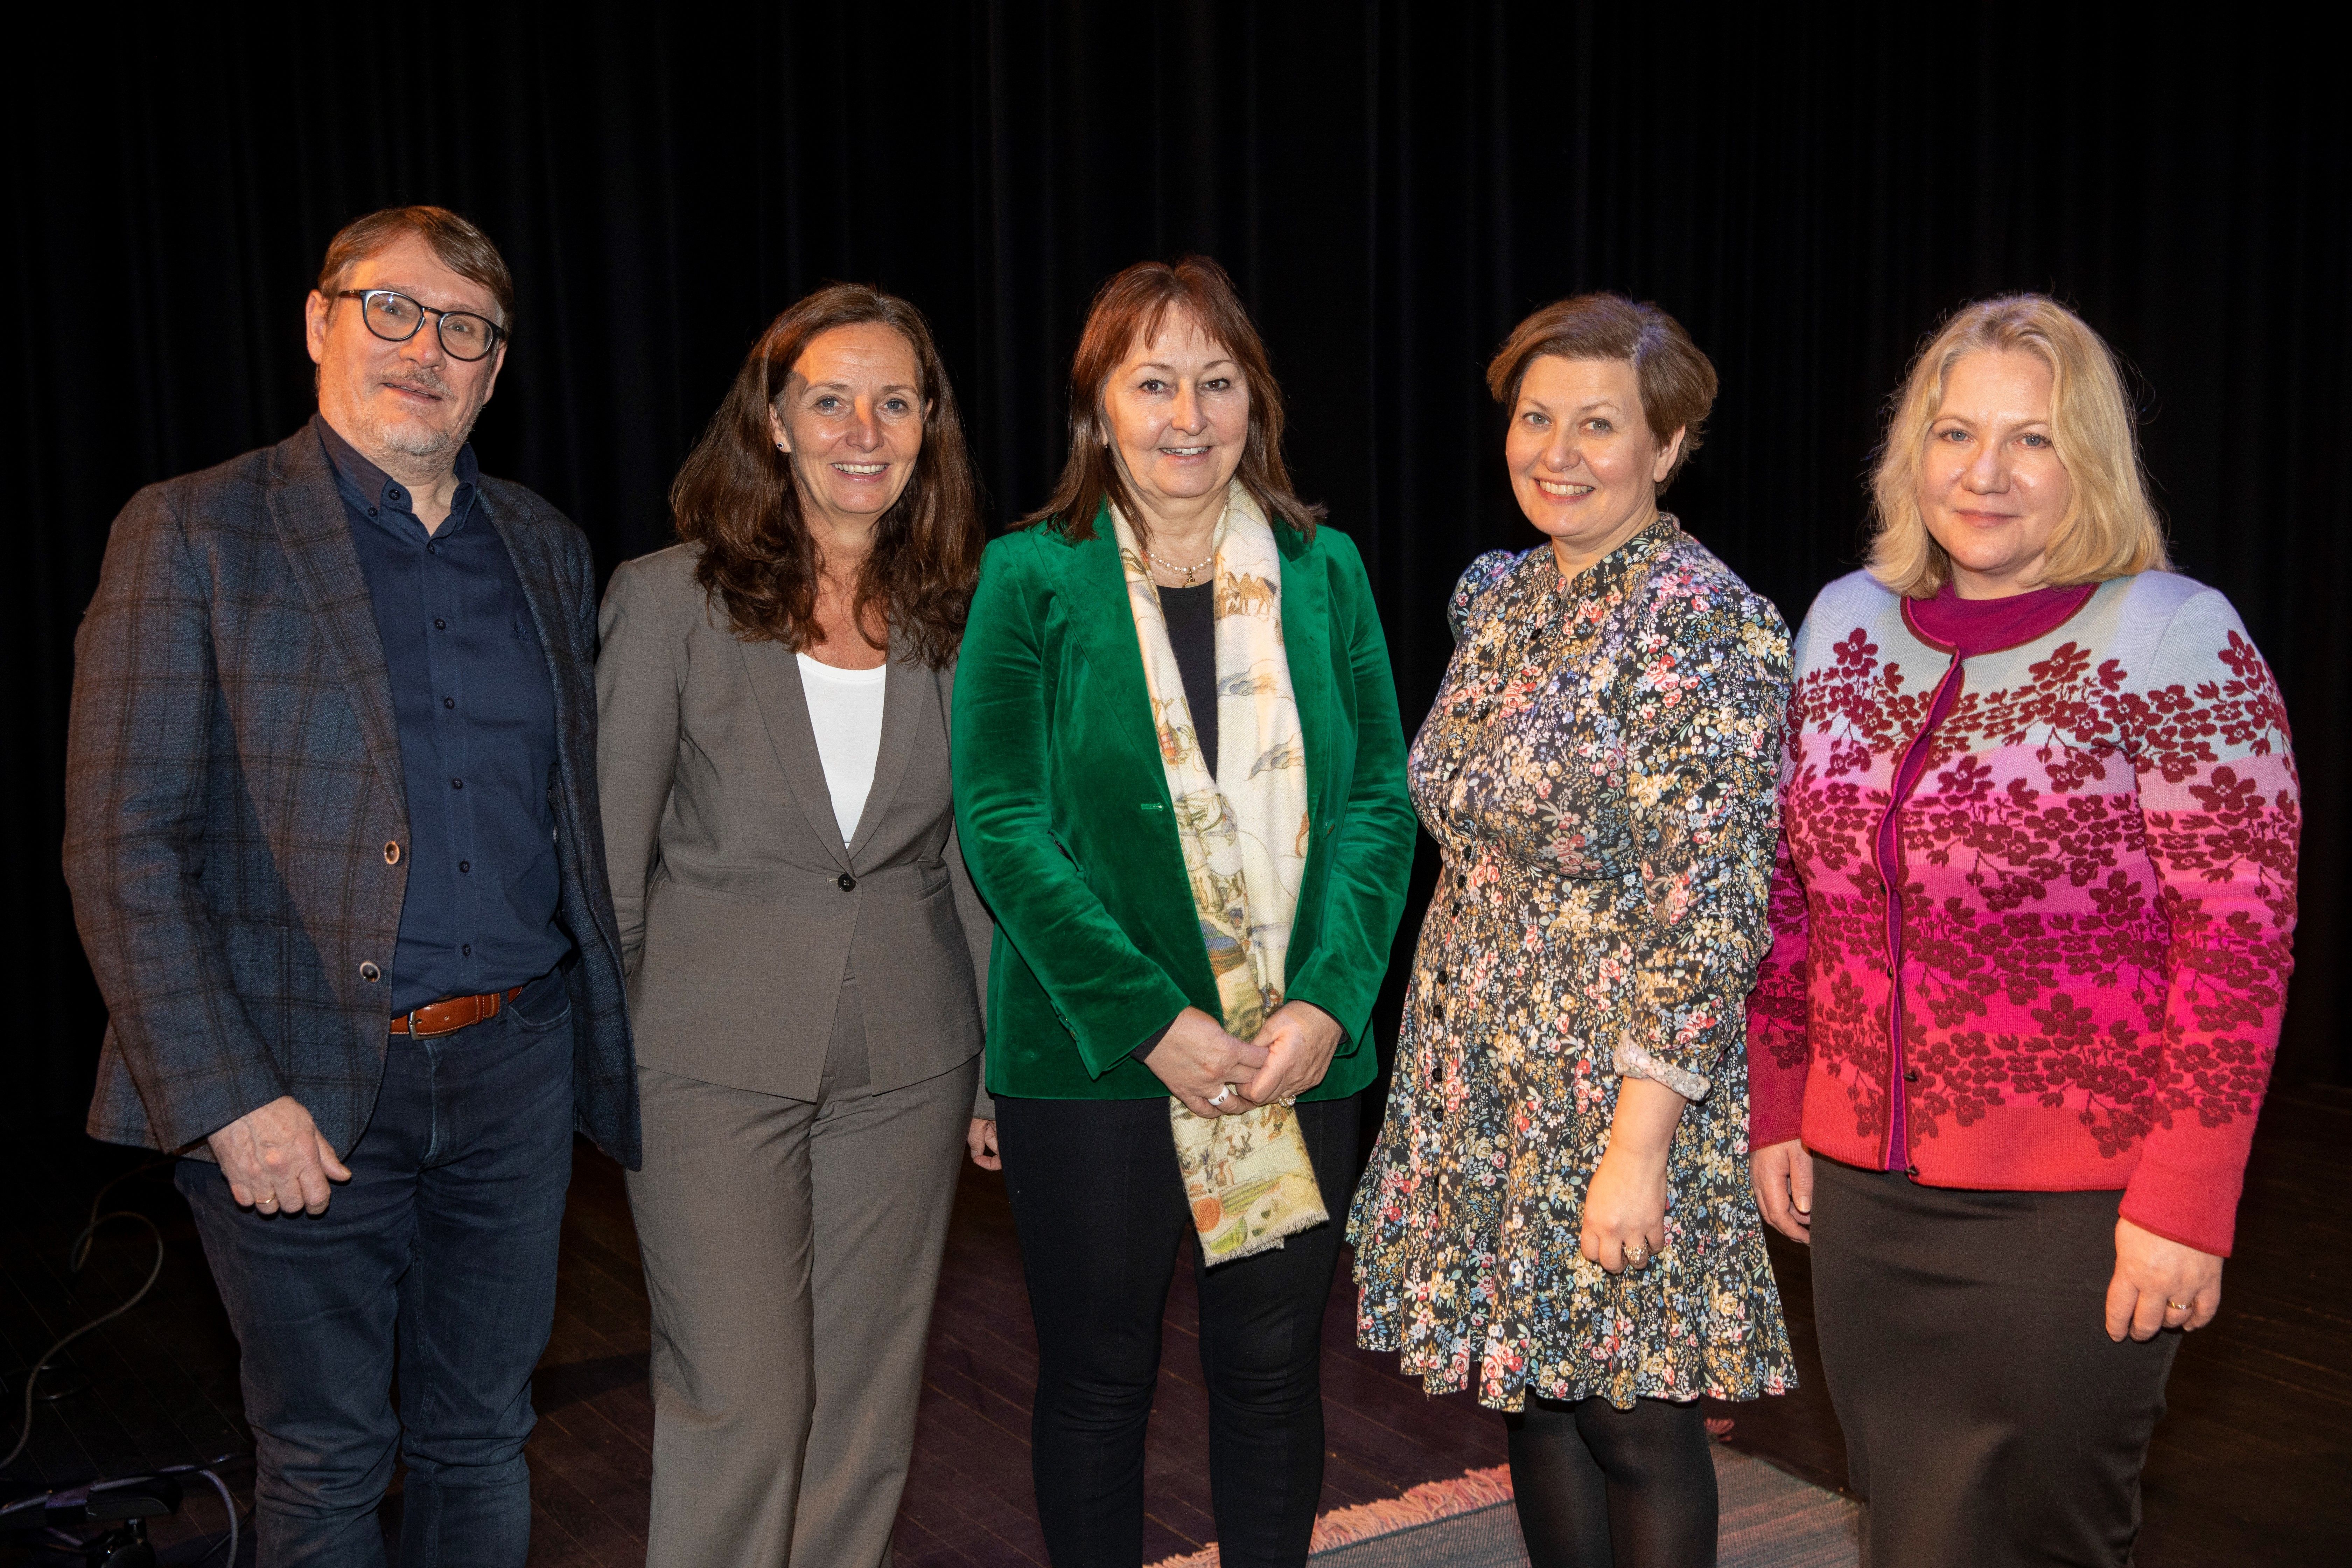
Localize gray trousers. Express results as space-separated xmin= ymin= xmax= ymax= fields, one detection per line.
xmin=626 ymin=976 xmax=977 ymax=1568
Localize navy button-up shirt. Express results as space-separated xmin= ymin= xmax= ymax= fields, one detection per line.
xmin=316 ymin=415 xmax=571 ymax=1013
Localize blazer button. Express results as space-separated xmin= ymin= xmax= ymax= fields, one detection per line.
xmin=837 ymin=872 xmax=858 ymax=891
xmin=384 ymin=841 xmax=401 ymax=865
xmin=360 ymin=962 xmax=382 ymax=982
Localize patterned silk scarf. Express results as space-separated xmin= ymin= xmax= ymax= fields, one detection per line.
xmin=1113 ymin=484 xmax=1328 ymax=1265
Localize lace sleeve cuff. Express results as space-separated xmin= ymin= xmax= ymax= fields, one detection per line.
xmin=1614 ymin=1034 xmax=1712 ymax=1102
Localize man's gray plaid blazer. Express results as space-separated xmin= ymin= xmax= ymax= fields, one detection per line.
xmin=64 ymin=427 xmax=640 ymax=1167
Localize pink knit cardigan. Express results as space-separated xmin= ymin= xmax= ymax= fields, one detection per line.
xmin=1746 ymin=569 xmax=2299 ymax=1255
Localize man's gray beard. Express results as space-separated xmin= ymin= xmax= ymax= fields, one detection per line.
xmin=366 ymin=410 xmax=471 ymax=461
xmin=351 ymin=400 xmax=479 ymax=475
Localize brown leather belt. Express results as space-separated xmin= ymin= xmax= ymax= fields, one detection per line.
xmin=390 ymin=986 xmax=525 ymax=1038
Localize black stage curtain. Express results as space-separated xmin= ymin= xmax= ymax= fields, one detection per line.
xmin=8 ymin=5 xmax=2346 ymax=1129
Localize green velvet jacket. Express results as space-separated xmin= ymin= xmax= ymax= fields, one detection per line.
xmin=952 ymin=511 xmax=1417 ymax=1101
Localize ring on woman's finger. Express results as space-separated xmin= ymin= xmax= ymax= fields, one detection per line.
xmin=1624 ymin=1241 xmax=1650 ymax=1267
xmin=1208 ymin=1086 xmax=1232 ymax=1108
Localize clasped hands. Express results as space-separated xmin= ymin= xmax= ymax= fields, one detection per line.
xmin=1749 ymin=1137 xmax=2224 ymax=1341
xmin=1144 ymin=1002 xmax=1344 ymax=1118
xmin=965 ymin=1001 xmax=1342 ymax=1170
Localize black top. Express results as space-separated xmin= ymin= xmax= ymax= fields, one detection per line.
xmin=1133 ymin=580 xmax=1219 ymax=1064
xmin=316 ymin=415 xmax=570 ymax=1012
xmin=1159 ymin=580 xmax=1219 ymax=775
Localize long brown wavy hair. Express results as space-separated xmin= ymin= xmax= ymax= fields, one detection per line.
xmin=672 ymin=284 xmax=981 ymax=666
xmin=1023 ymin=255 xmax=1322 ymax=546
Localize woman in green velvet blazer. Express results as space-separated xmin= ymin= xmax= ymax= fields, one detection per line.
xmin=952 ymin=258 xmax=1415 ymax=1568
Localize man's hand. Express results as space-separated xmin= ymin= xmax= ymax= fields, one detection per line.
xmin=967 ymin=1118 xmax=1001 ymax=1171
xmin=2106 ymin=1216 xmax=2223 ymax=1342
xmin=1242 ymin=1002 xmax=1345 ymax=1106
xmin=1143 ymin=1008 xmax=1270 ymax=1117
xmin=206 ymin=1096 xmax=351 ymax=1216
xmin=1750 ymin=1138 xmax=1815 ymax=1244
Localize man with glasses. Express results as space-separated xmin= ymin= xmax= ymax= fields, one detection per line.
xmin=64 ymin=205 xmax=636 ymax=1565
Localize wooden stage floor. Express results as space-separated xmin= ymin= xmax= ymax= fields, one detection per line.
xmin=4 ymin=1085 xmax=2346 ymax=1565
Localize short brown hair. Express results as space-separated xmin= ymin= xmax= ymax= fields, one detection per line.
xmin=1024 ymin=255 xmax=1322 ymax=544
xmin=316 ymin=205 xmax=517 ymax=331
xmin=1485 ymin=294 xmax=1717 ymax=488
xmin=671 ymin=284 xmax=982 ymax=668
xmin=1869 ymin=294 xmax=2169 ymax=597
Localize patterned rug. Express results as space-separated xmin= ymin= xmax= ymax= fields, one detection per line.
xmin=1148 ymin=1445 xmax=1859 ymax=1568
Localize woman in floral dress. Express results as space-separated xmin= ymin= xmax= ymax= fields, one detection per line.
xmin=1351 ymin=295 xmax=1795 ymax=1568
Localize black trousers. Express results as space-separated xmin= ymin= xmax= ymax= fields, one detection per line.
xmin=1809 ymin=1158 xmax=2182 ymax=1568
xmin=994 ymin=1092 xmax=1360 ymax=1568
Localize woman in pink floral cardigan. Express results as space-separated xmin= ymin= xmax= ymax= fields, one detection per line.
xmin=1747 ymin=295 xmax=2298 ymax=1568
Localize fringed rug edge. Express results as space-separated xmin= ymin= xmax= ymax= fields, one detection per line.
xmin=1144 ymin=1463 xmax=1516 ymax=1568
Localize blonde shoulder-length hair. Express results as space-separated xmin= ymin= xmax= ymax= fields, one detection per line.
xmin=1868 ymin=294 xmax=2170 ymax=597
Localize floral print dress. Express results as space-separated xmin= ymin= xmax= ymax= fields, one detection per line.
xmin=1349 ymin=518 xmax=1798 ymax=1411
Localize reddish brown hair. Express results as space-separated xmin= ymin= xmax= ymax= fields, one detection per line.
xmin=1024 ymin=255 xmax=1322 ymax=544
xmin=1486 ymin=293 xmax=1717 ymax=488
xmin=671 ymin=285 xmax=982 ymax=667
xmin=317 ymin=205 xmax=517 ymax=329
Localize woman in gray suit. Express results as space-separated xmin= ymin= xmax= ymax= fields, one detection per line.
xmin=596 ymin=284 xmax=991 ymax=1568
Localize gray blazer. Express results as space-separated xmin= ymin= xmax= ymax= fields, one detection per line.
xmin=65 ymin=427 xmax=640 ymax=1165
xmin=595 ymin=545 xmax=992 ymax=1113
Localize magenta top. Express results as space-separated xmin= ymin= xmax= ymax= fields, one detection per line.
xmin=1874 ymin=580 xmax=2097 ymax=1170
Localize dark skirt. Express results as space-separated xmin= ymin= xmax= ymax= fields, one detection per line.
xmin=1809 ymin=1158 xmax=2182 ymax=1568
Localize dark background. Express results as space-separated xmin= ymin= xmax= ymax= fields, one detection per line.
xmin=10 ymin=3 xmax=2347 ymax=1130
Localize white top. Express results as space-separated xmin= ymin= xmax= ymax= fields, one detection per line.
xmin=796 ymin=654 xmax=889 ymax=844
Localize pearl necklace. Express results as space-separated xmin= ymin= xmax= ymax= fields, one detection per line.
xmin=1148 ymin=542 xmax=1217 ymax=586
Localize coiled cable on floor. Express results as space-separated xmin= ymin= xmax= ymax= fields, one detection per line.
xmin=190 ymin=1464 xmax=240 ymax=1567
xmin=1 ymin=1160 xmax=172 ymax=1471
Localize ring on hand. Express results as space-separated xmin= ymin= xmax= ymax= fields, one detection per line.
xmin=1624 ymin=1241 xmax=1650 ymax=1267
xmin=1208 ymin=1086 xmax=1232 ymax=1108
xmin=2166 ymin=1299 xmax=2193 ymax=1312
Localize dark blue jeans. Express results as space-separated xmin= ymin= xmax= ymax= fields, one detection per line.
xmin=177 ymin=967 xmax=576 ymax=1567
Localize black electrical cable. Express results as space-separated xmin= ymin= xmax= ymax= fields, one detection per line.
xmin=1 ymin=1160 xmax=173 ymax=1472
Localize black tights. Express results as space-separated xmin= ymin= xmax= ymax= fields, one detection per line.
xmin=1505 ymin=1396 xmax=1718 ymax=1568
xmin=995 ymin=1093 xmax=1360 ymax=1568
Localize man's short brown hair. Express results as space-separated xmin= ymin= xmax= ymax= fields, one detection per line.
xmin=1485 ymin=293 xmax=1717 ymax=488
xmin=316 ymin=205 xmax=517 ymax=331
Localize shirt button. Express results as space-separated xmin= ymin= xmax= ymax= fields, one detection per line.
xmin=1903 ymin=1069 xmax=1920 ymax=1083
xmin=434 ymin=618 xmax=447 ymax=630
xmin=836 ymin=872 xmax=857 ymax=892
xmin=360 ymin=961 xmax=382 ymax=983
xmin=384 ymin=841 xmax=401 ymax=865
xmin=451 ymin=778 xmax=463 ymax=790
xmin=443 ymin=697 xmax=455 ymax=709
xmin=459 ymin=860 xmax=470 ymax=873
xmin=462 ymin=944 xmax=472 ymax=957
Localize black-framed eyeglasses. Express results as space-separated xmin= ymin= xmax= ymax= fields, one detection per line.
xmin=335 ymin=288 xmax=506 ymax=361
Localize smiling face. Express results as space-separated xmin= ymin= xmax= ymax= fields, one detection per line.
xmin=1505 ymin=355 xmax=1684 ymax=577
xmin=1916 ymin=348 xmax=2074 ymax=598
xmin=1099 ymin=307 xmax=1251 ymax=531
xmin=769 ymin=322 xmax=928 ymax=539
xmin=305 ymin=232 xmax=507 ymax=475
